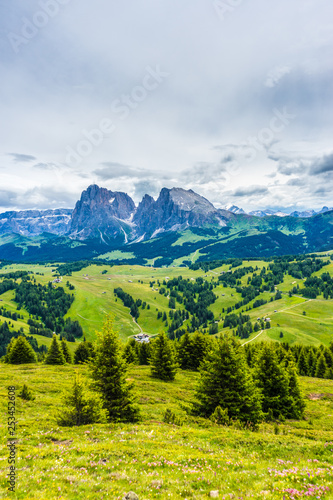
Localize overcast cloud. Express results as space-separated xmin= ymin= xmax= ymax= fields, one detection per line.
xmin=0 ymin=0 xmax=332 ymax=213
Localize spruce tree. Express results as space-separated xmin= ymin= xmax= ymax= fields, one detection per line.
xmin=192 ymin=338 xmax=263 ymax=426
xmin=150 ymin=332 xmax=178 ymax=381
xmin=138 ymin=341 xmax=151 ymax=365
xmin=61 ymin=338 xmax=72 ymax=364
xmin=57 ymin=374 xmax=107 ymax=426
xmin=315 ymin=354 xmax=328 ymax=378
xmin=45 ymin=334 xmax=66 ymax=365
xmin=190 ymin=331 xmax=210 ymax=370
xmin=74 ymin=341 xmax=95 ymax=364
xmin=124 ymin=342 xmax=139 ymax=365
xmin=297 ymin=348 xmax=309 ymax=376
xmin=282 ymin=353 xmax=305 ymax=419
xmin=306 ymin=349 xmax=316 ymax=377
xmin=177 ymin=331 xmax=194 ymax=370
xmin=254 ymin=344 xmax=293 ymax=420
xmin=89 ymin=316 xmax=140 ymax=422
xmin=7 ymin=336 xmax=37 ymax=364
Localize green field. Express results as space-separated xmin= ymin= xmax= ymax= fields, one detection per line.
xmin=1 ymin=257 xmax=333 ymax=349
xmin=0 ymin=364 xmax=333 ymax=499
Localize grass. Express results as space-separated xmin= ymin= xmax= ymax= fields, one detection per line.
xmin=1 ymin=260 xmax=333 ymax=349
xmin=0 ymin=364 xmax=333 ymax=499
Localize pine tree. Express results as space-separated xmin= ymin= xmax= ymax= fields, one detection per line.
xmin=282 ymin=353 xmax=305 ymax=419
xmin=18 ymin=384 xmax=35 ymax=401
xmin=192 ymin=338 xmax=263 ymax=426
xmin=306 ymin=349 xmax=316 ymax=377
xmin=315 ymin=354 xmax=328 ymax=378
xmin=138 ymin=341 xmax=151 ymax=365
xmin=74 ymin=341 xmax=95 ymax=364
xmin=57 ymin=374 xmax=107 ymax=426
xmin=45 ymin=334 xmax=66 ymax=365
xmin=177 ymin=331 xmax=194 ymax=370
xmin=150 ymin=332 xmax=178 ymax=381
xmin=7 ymin=336 xmax=37 ymax=364
xmin=61 ymin=338 xmax=72 ymax=364
xmin=191 ymin=332 xmax=210 ymax=370
xmin=297 ymin=348 xmax=309 ymax=376
xmin=89 ymin=316 xmax=140 ymax=422
xmin=254 ymin=344 xmax=293 ymax=420
xmin=124 ymin=341 xmax=139 ymax=365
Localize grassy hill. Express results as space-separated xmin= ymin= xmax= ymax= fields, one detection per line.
xmin=0 ymin=364 xmax=333 ymax=499
xmin=1 ymin=254 xmax=333 ymax=349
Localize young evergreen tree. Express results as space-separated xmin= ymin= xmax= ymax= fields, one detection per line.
xmin=297 ymin=348 xmax=309 ymax=376
xmin=282 ymin=352 xmax=305 ymax=419
xmin=89 ymin=316 xmax=140 ymax=422
xmin=192 ymin=338 xmax=263 ymax=426
xmin=57 ymin=374 xmax=107 ymax=426
xmin=7 ymin=336 xmax=37 ymax=364
xmin=315 ymin=354 xmax=328 ymax=378
xmin=45 ymin=334 xmax=66 ymax=365
xmin=253 ymin=344 xmax=293 ymax=420
xmin=138 ymin=341 xmax=151 ymax=365
xmin=123 ymin=342 xmax=139 ymax=365
xmin=306 ymin=349 xmax=316 ymax=377
xmin=61 ymin=338 xmax=72 ymax=364
xmin=74 ymin=341 xmax=95 ymax=364
xmin=18 ymin=384 xmax=35 ymax=401
xmin=191 ymin=331 xmax=210 ymax=370
xmin=177 ymin=331 xmax=194 ymax=370
xmin=150 ymin=332 xmax=178 ymax=381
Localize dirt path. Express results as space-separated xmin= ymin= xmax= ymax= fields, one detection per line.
xmin=242 ymin=330 xmax=264 ymax=345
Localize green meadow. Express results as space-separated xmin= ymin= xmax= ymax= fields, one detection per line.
xmin=1 ymin=257 xmax=333 ymax=347
xmin=1 ymin=364 xmax=333 ymax=499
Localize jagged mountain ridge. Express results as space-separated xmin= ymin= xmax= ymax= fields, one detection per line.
xmin=0 ymin=209 xmax=72 ymax=237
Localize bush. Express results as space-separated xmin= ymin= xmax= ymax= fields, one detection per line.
xmin=210 ymin=406 xmax=229 ymax=426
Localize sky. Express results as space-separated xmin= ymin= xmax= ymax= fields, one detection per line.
xmin=0 ymin=0 xmax=333 ymax=213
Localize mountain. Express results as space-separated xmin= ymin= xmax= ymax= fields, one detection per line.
xmin=69 ymin=184 xmax=136 ymax=242
xmin=0 ymin=209 xmax=72 ymax=236
xmin=0 ymin=184 xmax=333 ymax=264
xmin=225 ymin=205 xmax=245 ymax=215
xmin=290 ymin=210 xmax=316 ymax=218
xmin=133 ymin=187 xmax=232 ymax=238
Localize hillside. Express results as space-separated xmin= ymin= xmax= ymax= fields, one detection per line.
xmin=1 ymin=252 xmax=333 ymax=352
xmin=0 ymin=364 xmax=333 ymax=499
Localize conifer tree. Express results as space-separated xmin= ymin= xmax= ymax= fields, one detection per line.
xmin=138 ymin=341 xmax=151 ymax=365
xmin=192 ymin=338 xmax=263 ymax=426
xmin=150 ymin=332 xmax=178 ymax=381
xmin=89 ymin=316 xmax=140 ymax=422
xmin=124 ymin=341 xmax=139 ymax=365
xmin=306 ymin=349 xmax=316 ymax=377
xmin=297 ymin=348 xmax=308 ymax=376
xmin=254 ymin=344 xmax=293 ymax=419
xmin=282 ymin=352 xmax=305 ymax=419
xmin=61 ymin=338 xmax=72 ymax=364
xmin=7 ymin=336 xmax=37 ymax=364
xmin=45 ymin=334 xmax=66 ymax=365
xmin=18 ymin=384 xmax=35 ymax=401
xmin=74 ymin=341 xmax=95 ymax=364
xmin=315 ymin=354 xmax=328 ymax=378
xmin=177 ymin=331 xmax=194 ymax=370
xmin=57 ymin=374 xmax=107 ymax=426
xmin=191 ymin=331 xmax=210 ymax=370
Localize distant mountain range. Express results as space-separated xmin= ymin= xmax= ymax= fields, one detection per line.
xmin=226 ymin=205 xmax=333 ymax=218
xmin=0 ymin=185 xmax=332 ymax=264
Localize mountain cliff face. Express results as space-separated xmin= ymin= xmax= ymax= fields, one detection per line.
xmin=133 ymin=187 xmax=231 ymax=237
xmin=0 ymin=209 xmax=72 ymax=236
xmin=69 ymin=184 xmax=136 ymax=241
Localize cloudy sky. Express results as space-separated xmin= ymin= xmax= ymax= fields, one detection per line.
xmin=0 ymin=0 xmax=332 ymax=213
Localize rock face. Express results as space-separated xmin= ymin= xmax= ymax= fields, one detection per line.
xmin=69 ymin=184 xmax=136 ymax=241
xmin=133 ymin=187 xmax=228 ymax=237
xmin=0 ymin=209 xmax=72 ymax=236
